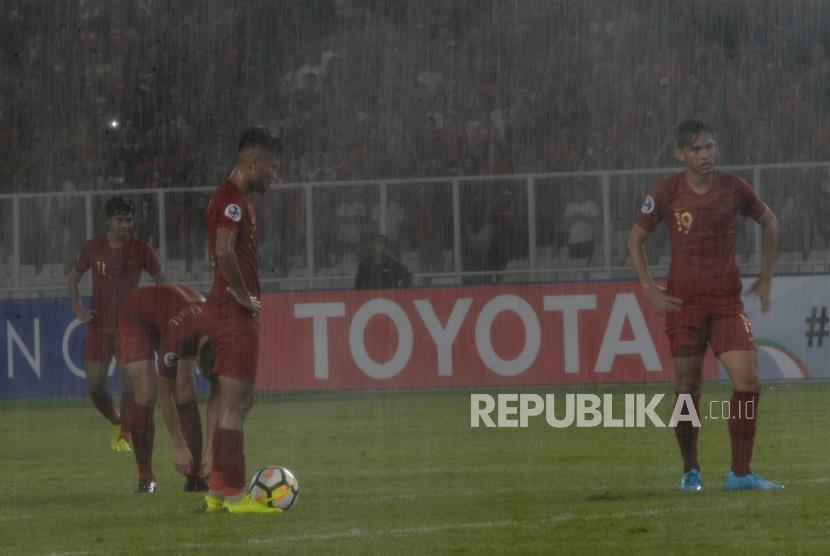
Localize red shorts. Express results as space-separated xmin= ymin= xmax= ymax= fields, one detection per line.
xmin=205 ymin=313 xmax=259 ymax=384
xmin=666 ymin=296 xmax=756 ymax=357
xmin=84 ymin=326 xmax=117 ymax=365
xmin=116 ymin=314 xmax=160 ymax=368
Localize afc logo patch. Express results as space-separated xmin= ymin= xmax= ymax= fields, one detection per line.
xmin=163 ymin=352 xmax=179 ymax=368
xmin=225 ymin=203 xmax=242 ymax=222
xmin=640 ymin=195 xmax=655 ymax=214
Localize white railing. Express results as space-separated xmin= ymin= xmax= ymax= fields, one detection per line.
xmin=1 ymin=161 xmax=829 ymax=296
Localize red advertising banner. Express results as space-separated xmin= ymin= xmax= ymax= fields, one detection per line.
xmin=257 ymin=282 xmax=720 ymax=392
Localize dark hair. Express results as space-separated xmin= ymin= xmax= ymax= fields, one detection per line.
xmin=238 ymin=126 xmax=283 ymax=155
xmin=197 ymin=339 xmax=216 ymax=379
xmin=105 ymin=197 xmax=135 ymax=217
xmin=675 ymin=119 xmax=715 ymax=149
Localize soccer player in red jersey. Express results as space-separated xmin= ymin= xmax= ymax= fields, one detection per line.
xmin=117 ymin=283 xmax=217 ymax=493
xmin=628 ymin=119 xmax=783 ymax=491
xmin=67 ymin=197 xmax=165 ymax=452
xmin=200 ymin=126 xmax=283 ymax=514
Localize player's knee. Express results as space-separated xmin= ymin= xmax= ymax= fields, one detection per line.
xmin=740 ymin=374 xmax=761 ymax=393
xmin=675 ymin=377 xmax=701 ymax=393
xmin=240 ymin=389 xmax=255 ymax=415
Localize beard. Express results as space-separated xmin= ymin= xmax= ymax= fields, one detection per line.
xmin=250 ymin=176 xmax=268 ymax=193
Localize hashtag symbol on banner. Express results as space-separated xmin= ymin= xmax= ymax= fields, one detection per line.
xmin=805 ymin=306 xmax=829 ymax=348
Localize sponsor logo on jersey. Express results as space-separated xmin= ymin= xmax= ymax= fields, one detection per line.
xmin=225 ymin=203 xmax=242 ymax=222
xmin=640 ymin=195 xmax=655 ymax=214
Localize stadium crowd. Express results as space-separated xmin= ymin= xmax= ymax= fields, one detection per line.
xmin=2 ymin=1 xmax=830 ymax=282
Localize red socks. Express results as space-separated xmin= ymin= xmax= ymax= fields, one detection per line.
xmin=89 ymin=389 xmax=119 ymax=425
xmin=674 ymin=391 xmax=701 ymax=473
xmin=119 ymin=391 xmax=134 ymax=440
xmin=176 ymin=401 xmax=204 ymax=477
xmin=209 ymin=428 xmax=224 ymax=494
xmin=131 ymin=403 xmax=155 ymax=483
xmin=213 ymin=427 xmax=245 ymax=497
xmin=728 ymin=390 xmax=758 ymax=477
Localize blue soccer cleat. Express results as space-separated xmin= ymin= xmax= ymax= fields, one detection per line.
xmin=679 ymin=468 xmax=703 ymax=492
xmin=724 ymin=471 xmax=784 ymax=491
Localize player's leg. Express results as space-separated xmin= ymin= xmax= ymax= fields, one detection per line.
xmin=674 ymin=355 xmax=704 ymax=482
xmin=668 ymin=319 xmax=707 ymax=491
xmin=213 ymin=375 xmax=280 ymax=514
xmin=714 ymin=314 xmax=783 ymax=490
xmin=200 ymin=377 xmax=220 ymax=478
xmin=214 ymin=375 xmax=255 ymax=502
xmin=84 ymin=328 xmax=120 ymax=426
xmin=85 ymin=360 xmax=119 ymax=425
xmin=175 ymin=361 xmax=206 ymax=491
xmin=126 ymin=359 xmax=159 ymax=492
xmin=202 ymin=375 xmax=248 ymax=512
xmin=115 ymin=358 xmax=134 ymax=445
xmin=200 ymin=321 xmax=278 ymax=514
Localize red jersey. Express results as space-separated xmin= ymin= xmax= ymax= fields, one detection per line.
xmin=635 ymin=170 xmax=766 ymax=299
xmin=205 ymin=179 xmax=259 ymax=317
xmin=118 ymin=284 xmax=206 ymax=375
xmin=74 ymin=235 xmax=162 ymax=331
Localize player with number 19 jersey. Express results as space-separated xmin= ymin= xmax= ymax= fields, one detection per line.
xmin=636 ymin=170 xmax=766 ymax=300
xmin=204 ymin=179 xmax=259 ymax=382
xmin=636 ymin=170 xmax=767 ymax=357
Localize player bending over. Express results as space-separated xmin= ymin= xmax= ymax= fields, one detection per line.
xmin=67 ymin=197 xmax=165 ymax=452
xmin=116 ymin=283 xmax=219 ymax=493
xmin=628 ymin=119 xmax=783 ymax=492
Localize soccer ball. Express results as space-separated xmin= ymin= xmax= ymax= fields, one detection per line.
xmin=249 ymin=466 xmax=300 ymax=510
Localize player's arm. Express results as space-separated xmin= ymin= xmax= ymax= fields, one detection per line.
xmin=215 ymin=227 xmax=261 ymax=313
xmin=747 ymin=207 xmax=779 ymax=313
xmin=66 ymin=268 xmax=97 ymax=323
xmin=143 ymin=244 xmax=166 ymax=285
xmin=627 ymin=223 xmax=683 ymax=315
xmin=158 ymin=367 xmax=193 ymax=476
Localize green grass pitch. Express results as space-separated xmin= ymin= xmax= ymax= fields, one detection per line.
xmin=1 ymin=382 xmax=829 ymax=555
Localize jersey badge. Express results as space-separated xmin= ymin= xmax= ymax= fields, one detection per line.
xmin=225 ymin=203 xmax=242 ymax=222
xmin=640 ymin=195 xmax=655 ymax=214
xmin=163 ymin=352 xmax=179 ymax=368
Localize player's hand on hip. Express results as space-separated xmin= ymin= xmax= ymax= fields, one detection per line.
xmin=643 ymin=283 xmax=683 ymax=315
xmin=173 ymin=445 xmax=194 ymax=476
xmin=746 ymin=277 xmax=772 ymax=313
xmin=226 ymin=287 xmax=262 ymax=314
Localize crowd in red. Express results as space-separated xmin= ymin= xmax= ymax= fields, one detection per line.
xmin=2 ymin=1 xmax=829 ymax=278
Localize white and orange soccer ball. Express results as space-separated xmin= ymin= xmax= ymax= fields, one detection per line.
xmin=248 ymin=466 xmax=300 ymax=510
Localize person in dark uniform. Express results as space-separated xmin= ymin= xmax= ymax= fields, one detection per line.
xmin=354 ymin=234 xmax=412 ymax=290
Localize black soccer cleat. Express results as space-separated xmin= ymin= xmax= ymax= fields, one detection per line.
xmin=184 ymin=476 xmax=209 ymax=492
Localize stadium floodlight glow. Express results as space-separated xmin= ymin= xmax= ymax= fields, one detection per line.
xmin=109 ymin=119 xmax=120 ymax=129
